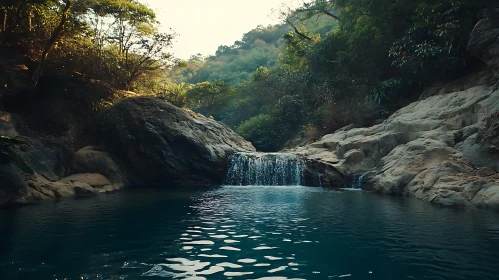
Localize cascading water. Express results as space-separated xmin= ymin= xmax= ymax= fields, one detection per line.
xmin=225 ymin=152 xmax=305 ymax=186
xmin=344 ymin=173 xmax=367 ymax=190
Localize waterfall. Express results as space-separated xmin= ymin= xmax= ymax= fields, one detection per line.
xmin=225 ymin=152 xmax=305 ymax=186
xmin=344 ymin=173 xmax=367 ymax=190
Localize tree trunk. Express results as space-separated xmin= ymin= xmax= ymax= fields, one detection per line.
xmin=27 ymin=7 xmax=32 ymax=31
xmin=31 ymin=0 xmax=73 ymax=89
xmin=1 ymin=9 xmax=6 ymax=32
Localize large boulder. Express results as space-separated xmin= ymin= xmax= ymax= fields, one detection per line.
xmin=468 ymin=7 xmax=499 ymax=69
xmin=0 ymin=164 xmax=28 ymax=206
xmin=0 ymin=95 xmax=255 ymax=207
xmin=0 ymin=113 xmax=124 ymax=208
xmin=476 ymin=111 xmax=499 ymax=154
xmin=72 ymin=146 xmax=125 ymax=183
xmin=293 ymin=85 xmax=499 ymax=211
xmin=99 ymin=97 xmax=255 ymax=187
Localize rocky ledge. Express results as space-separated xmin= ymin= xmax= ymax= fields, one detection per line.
xmin=0 ymin=97 xmax=255 ymax=208
xmin=293 ymin=84 xmax=499 ymax=211
xmin=98 ymin=97 xmax=255 ymax=187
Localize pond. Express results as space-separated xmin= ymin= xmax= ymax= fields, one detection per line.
xmin=1 ymin=186 xmax=499 ymax=279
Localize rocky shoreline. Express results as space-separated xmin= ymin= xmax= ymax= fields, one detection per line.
xmin=0 ymin=97 xmax=254 ymax=208
xmin=294 ymin=83 xmax=499 ymax=211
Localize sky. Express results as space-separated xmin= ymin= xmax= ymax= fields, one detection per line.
xmin=141 ymin=0 xmax=302 ymax=59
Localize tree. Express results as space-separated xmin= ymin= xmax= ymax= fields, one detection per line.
xmin=31 ymin=0 xmax=73 ymax=88
xmin=186 ymin=80 xmax=236 ymax=120
xmin=86 ymin=0 xmax=175 ymax=89
xmin=281 ymin=0 xmax=340 ymax=41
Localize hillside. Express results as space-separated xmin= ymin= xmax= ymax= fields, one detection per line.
xmin=163 ymin=0 xmax=496 ymax=152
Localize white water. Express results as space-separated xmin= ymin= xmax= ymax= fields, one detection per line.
xmin=225 ymin=153 xmax=304 ymax=186
xmin=342 ymin=173 xmax=367 ymax=190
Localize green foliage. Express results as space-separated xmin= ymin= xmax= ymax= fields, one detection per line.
xmin=186 ymin=80 xmax=236 ymax=120
xmin=252 ymin=66 xmax=270 ymax=81
xmin=1 ymin=0 xmax=175 ymax=91
xmin=5 ymin=0 xmax=487 ymax=153
xmin=236 ymin=114 xmax=276 ymax=152
xmin=170 ymin=18 xmax=337 ymax=86
xmin=0 ymin=135 xmax=24 ymax=146
xmin=236 ymin=107 xmax=301 ymax=152
xmin=370 ymin=79 xmax=418 ymax=110
xmin=176 ymin=0 xmax=489 ymax=151
xmin=156 ymin=82 xmax=189 ymax=108
xmin=389 ymin=0 xmax=479 ymax=80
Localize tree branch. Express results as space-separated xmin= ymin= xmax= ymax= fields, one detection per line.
xmin=31 ymin=0 xmax=73 ymax=88
xmin=296 ymin=8 xmax=341 ymax=21
xmin=286 ymin=19 xmax=312 ymax=41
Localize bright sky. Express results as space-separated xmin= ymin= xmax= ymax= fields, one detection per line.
xmin=141 ymin=0 xmax=301 ymax=59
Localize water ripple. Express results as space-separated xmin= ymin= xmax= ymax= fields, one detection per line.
xmin=1 ymin=187 xmax=499 ymax=280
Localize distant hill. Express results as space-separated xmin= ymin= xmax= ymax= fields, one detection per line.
xmin=168 ymin=16 xmax=337 ymax=85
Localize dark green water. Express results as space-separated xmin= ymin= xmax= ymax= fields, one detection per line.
xmin=1 ymin=186 xmax=499 ymax=280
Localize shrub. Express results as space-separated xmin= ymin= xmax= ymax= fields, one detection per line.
xmin=237 ymin=114 xmax=278 ymax=152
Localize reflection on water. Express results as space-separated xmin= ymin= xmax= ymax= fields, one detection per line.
xmin=1 ymin=186 xmax=499 ymax=280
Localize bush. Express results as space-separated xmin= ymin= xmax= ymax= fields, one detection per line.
xmin=389 ymin=1 xmax=479 ymax=81
xmin=156 ymin=82 xmax=189 ymax=108
xmin=370 ymin=78 xmax=420 ymax=112
xmin=237 ymin=114 xmax=279 ymax=152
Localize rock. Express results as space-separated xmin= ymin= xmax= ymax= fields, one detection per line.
xmin=303 ymin=159 xmax=346 ymax=187
xmin=0 ymin=113 xmax=124 ymax=207
xmin=26 ymin=179 xmax=58 ymax=199
xmin=477 ymin=111 xmax=499 ymax=153
xmin=0 ymin=96 xmax=254 ymax=207
xmin=74 ymin=184 xmax=98 ymax=198
xmin=59 ymin=173 xmax=112 ymax=188
xmin=292 ymin=85 xmax=499 ymax=211
xmin=99 ymin=97 xmax=255 ymax=187
xmin=18 ymin=137 xmax=72 ymax=181
xmin=97 ymin=184 xmax=124 ymax=194
xmin=0 ymin=164 xmax=28 ymax=207
xmin=371 ymin=139 xmax=459 ymax=195
xmin=468 ymin=8 xmax=499 ymax=69
xmin=72 ymin=146 xmax=124 ymax=183
xmin=471 ymin=184 xmax=499 ymax=211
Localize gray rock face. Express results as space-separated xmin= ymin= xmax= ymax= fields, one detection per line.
xmin=72 ymin=146 xmax=125 ymax=183
xmin=293 ymin=85 xmax=499 ymax=211
xmin=468 ymin=7 xmax=499 ymax=69
xmin=476 ymin=111 xmax=499 ymax=154
xmin=0 ymin=113 xmax=125 ymax=208
xmin=0 ymin=96 xmax=255 ymax=207
xmin=99 ymin=97 xmax=255 ymax=187
xmin=0 ymin=164 xmax=28 ymax=206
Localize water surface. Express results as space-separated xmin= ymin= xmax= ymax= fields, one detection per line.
xmin=1 ymin=186 xmax=499 ymax=279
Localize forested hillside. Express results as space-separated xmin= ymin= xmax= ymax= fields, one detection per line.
xmin=168 ymin=16 xmax=337 ymax=86
xmin=0 ymin=0 xmax=495 ymax=153
xmin=163 ymin=0 xmax=492 ymax=151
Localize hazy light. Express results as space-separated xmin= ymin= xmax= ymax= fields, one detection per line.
xmin=140 ymin=0 xmax=303 ymax=59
